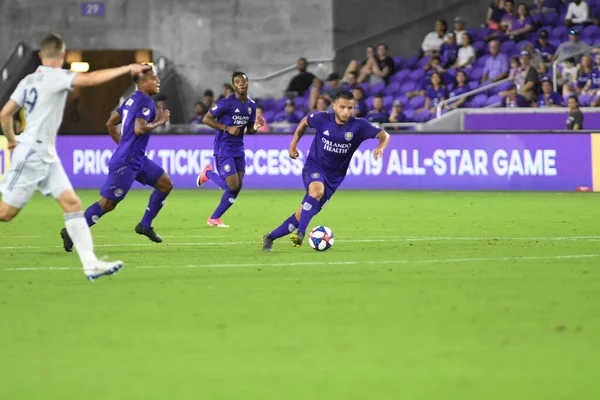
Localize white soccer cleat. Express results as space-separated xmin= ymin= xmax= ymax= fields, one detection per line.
xmin=206 ymin=217 xmax=229 ymax=228
xmin=84 ymin=260 xmax=123 ymax=281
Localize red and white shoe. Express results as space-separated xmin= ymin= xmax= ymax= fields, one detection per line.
xmin=207 ymin=217 xmax=229 ymax=228
xmin=196 ymin=165 xmax=213 ymax=187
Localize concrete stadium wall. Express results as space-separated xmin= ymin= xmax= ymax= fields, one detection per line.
xmin=0 ymin=0 xmax=334 ymax=109
xmin=333 ymin=0 xmax=487 ymax=73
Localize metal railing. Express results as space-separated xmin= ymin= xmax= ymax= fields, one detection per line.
xmin=252 ymin=53 xmax=336 ymax=83
xmin=552 ymin=43 xmax=600 ymax=92
xmin=436 ymin=77 xmax=514 ymax=118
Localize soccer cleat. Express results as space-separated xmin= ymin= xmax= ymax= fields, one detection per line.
xmin=262 ymin=234 xmax=274 ymax=251
xmin=196 ymin=165 xmax=213 ymax=187
xmin=290 ymin=232 xmax=305 ymax=247
xmin=60 ymin=228 xmax=74 ymax=252
xmin=135 ymin=223 xmax=163 ymax=243
xmin=84 ymin=260 xmax=123 ymax=281
xmin=207 ymin=217 xmax=229 ymax=228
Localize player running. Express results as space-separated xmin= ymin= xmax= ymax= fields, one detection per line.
xmin=195 ymin=72 xmax=264 ymax=228
xmin=0 ymin=33 xmax=151 ymax=280
xmin=261 ymin=90 xmax=390 ymax=251
xmin=60 ymin=66 xmax=172 ymax=252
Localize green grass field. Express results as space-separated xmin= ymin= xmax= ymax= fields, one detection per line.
xmin=1 ymin=189 xmax=599 ymax=399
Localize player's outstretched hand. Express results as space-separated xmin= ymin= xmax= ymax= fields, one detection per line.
xmin=372 ymin=148 xmax=384 ymax=160
xmin=289 ymin=145 xmax=300 ymax=159
xmin=156 ymin=109 xmax=170 ymax=126
xmin=226 ymin=126 xmax=241 ymax=136
xmin=128 ymin=63 xmax=153 ymax=78
xmin=256 ymin=115 xmax=265 ymax=129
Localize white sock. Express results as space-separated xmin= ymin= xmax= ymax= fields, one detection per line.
xmin=64 ymin=212 xmax=97 ymax=269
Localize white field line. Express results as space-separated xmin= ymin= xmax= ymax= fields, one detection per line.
xmin=3 ymin=253 xmax=599 ymax=272
xmin=1 ymin=235 xmax=599 ymax=251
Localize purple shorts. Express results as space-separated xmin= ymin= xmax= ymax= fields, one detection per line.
xmin=100 ymin=157 xmax=164 ymax=201
xmin=301 ymin=162 xmax=343 ymax=208
xmin=215 ymin=155 xmax=245 ymax=178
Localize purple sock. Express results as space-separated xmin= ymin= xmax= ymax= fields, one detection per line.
xmin=210 ymin=189 xmax=239 ymax=219
xmin=297 ymin=196 xmax=321 ymax=234
xmin=206 ymin=170 xmax=227 ymax=189
xmin=269 ymin=214 xmax=299 ymax=240
xmin=84 ymin=202 xmax=105 ymax=227
xmin=140 ymin=190 xmax=169 ymax=229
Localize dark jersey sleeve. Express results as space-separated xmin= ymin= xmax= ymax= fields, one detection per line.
xmin=135 ymin=98 xmax=155 ymax=122
xmin=307 ymin=112 xmax=326 ymax=129
xmin=210 ymin=98 xmax=229 ymax=119
xmin=574 ymin=111 xmax=584 ymax=128
xmin=357 ymin=118 xmax=382 ymax=140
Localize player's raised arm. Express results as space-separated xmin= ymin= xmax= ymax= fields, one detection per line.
xmin=289 ymin=116 xmax=310 ymax=159
xmin=0 ymin=100 xmax=20 ymax=152
xmin=134 ymin=109 xmax=170 ymax=136
xmin=372 ymin=130 xmax=390 ymax=160
xmin=106 ymin=111 xmax=122 ymax=144
xmin=72 ymin=64 xmax=152 ymax=87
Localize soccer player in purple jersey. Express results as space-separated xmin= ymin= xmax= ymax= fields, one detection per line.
xmin=60 ymin=66 xmax=172 ymax=251
xmin=195 ymin=72 xmax=264 ymax=228
xmin=261 ymin=90 xmax=390 ymax=251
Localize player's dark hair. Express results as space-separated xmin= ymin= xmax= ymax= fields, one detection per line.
xmin=231 ymin=71 xmax=248 ymax=83
xmin=335 ymin=90 xmax=355 ymax=102
xmin=40 ymin=33 xmax=65 ymax=59
xmin=133 ymin=63 xmax=153 ymax=83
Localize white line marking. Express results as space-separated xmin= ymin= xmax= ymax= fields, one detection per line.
xmin=3 ymin=254 xmax=599 ymax=272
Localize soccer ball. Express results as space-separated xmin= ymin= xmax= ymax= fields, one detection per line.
xmin=308 ymin=226 xmax=334 ymax=251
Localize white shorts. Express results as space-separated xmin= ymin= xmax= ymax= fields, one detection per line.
xmin=0 ymin=144 xmax=73 ymax=209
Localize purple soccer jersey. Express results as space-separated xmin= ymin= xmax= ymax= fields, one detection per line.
xmin=210 ymin=94 xmax=256 ymax=157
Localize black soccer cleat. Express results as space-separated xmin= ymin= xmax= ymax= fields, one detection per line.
xmin=135 ymin=223 xmax=163 ymax=243
xmin=60 ymin=228 xmax=74 ymax=252
xmin=262 ymin=234 xmax=274 ymax=252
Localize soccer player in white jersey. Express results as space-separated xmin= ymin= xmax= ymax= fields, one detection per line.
xmin=0 ymin=33 xmax=151 ymax=280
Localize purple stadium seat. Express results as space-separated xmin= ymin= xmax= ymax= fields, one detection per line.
xmin=473 ymin=40 xmax=486 ymax=55
xmin=486 ymin=94 xmax=502 ymax=106
xmin=413 ymin=109 xmax=430 ymax=122
xmin=467 ymin=27 xmax=478 ymax=39
xmin=393 ymin=56 xmax=404 ymax=70
xmin=404 ymin=109 xmax=415 ymax=122
xmin=531 ymin=12 xmax=543 ymax=26
xmin=370 ymin=82 xmax=386 ymax=96
xmin=585 ymin=25 xmax=600 ymax=37
xmin=551 ymin=26 xmax=568 ymax=39
xmin=500 ymin=40 xmax=516 ymax=54
xmin=274 ymin=124 xmax=298 ymax=133
xmin=383 ymin=95 xmax=394 ymax=108
xmin=263 ymin=111 xmax=275 ymax=122
xmin=549 ymin=39 xmax=561 ymax=48
xmin=543 ymin=11 xmax=558 ymax=26
xmin=395 ymin=95 xmax=409 ymax=105
xmin=404 ymin=55 xmax=418 ymax=69
xmin=417 ymin=56 xmax=432 ymax=69
xmin=409 ymin=69 xmax=425 ymax=81
xmin=468 ymin=81 xmax=479 ymax=91
xmin=365 ymin=95 xmax=375 ymax=109
xmin=275 ymin=97 xmax=289 ymax=111
xmin=262 ymin=97 xmax=276 ymax=111
xmin=399 ymin=81 xmax=417 ymax=94
xmin=593 ymin=37 xmax=600 ymax=46
xmin=477 ymin=27 xmax=492 ymax=41
xmin=384 ymin=82 xmax=401 ymax=96
xmin=389 ymin=75 xmax=404 ymax=85
xmin=295 ymin=111 xmax=304 ymax=121
xmin=395 ymin=68 xmax=412 ymax=79
xmin=360 ymin=82 xmax=371 ymax=97
xmin=447 ymin=83 xmax=455 ymax=92
xmin=516 ymin=40 xmax=533 ymax=49
xmin=475 ymin=55 xmax=488 ymax=68
xmin=408 ymin=96 xmax=425 ymax=109
xmin=578 ymin=94 xmax=592 ymax=106
xmin=274 ymin=111 xmax=287 ymax=122
xmin=471 ymin=94 xmax=488 ymax=108
xmin=443 ymin=73 xmax=454 ymax=86
xmin=470 ymin=67 xmax=484 ymax=81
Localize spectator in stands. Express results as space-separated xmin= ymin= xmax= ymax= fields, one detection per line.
xmin=352 ymin=87 xmax=368 ymax=117
xmin=482 ymin=40 xmax=509 ymax=83
xmin=285 ymin=57 xmax=316 ymax=98
xmin=439 ymin=32 xmax=459 ymax=69
xmin=203 ymin=89 xmax=215 ymax=109
xmin=552 ymin=28 xmax=590 ymax=66
xmin=315 ymin=95 xmax=331 ymax=112
xmin=421 ymin=19 xmax=448 ymax=56
xmin=256 ymin=105 xmax=269 ymax=132
xmin=358 ymin=43 xmax=395 ymax=84
xmin=487 ymin=0 xmax=507 ymax=30
xmin=505 ymin=3 xmax=534 ymax=42
xmin=445 ymin=70 xmax=470 ymax=110
xmin=534 ymin=29 xmax=556 ymax=66
xmin=344 ymin=45 xmax=375 ymax=80
xmin=566 ymin=95 xmax=583 ymax=129
xmin=533 ymin=0 xmax=564 ymax=14
xmin=521 ymin=43 xmax=547 ymax=74
xmin=560 ymin=57 xmax=578 ymax=95
xmin=417 ymin=72 xmax=448 ymax=114
xmin=219 ymin=83 xmax=234 ymax=101
xmin=366 ymin=95 xmax=389 ymax=123
xmin=508 ymin=56 xmax=522 ymax=79
xmin=453 ymin=33 xmax=475 ymax=69
xmin=154 ymin=94 xmax=167 ymax=110
xmin=278 ymin=99 xmax=301 ymax=124
xmin=501 ymin=83 xmax=529 ymax=107
xmin=343 ymin=71 xmax=359 ymax=90
xmin=517 ymin=51 xmax=540 ymax=103
xmin=536 ymin=76 xmax=564 ymax=107
xmin=389 ymin=100 xmax=407 ymax=123
xmin=453 ymin=17 xmax=467 ymax=44
xmin=566 ymin=54 xmax=594 ymax=96
xmin=323 ymin=72 xmax=343 ymax=102
xmin=189 ymin=102 xmax=206 ymax=124
xmin=565 ymin=0 xmax=592 ymax=27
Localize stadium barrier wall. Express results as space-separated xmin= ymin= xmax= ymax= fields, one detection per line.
xmin=1 ymin=134 xmax=600 ymax=191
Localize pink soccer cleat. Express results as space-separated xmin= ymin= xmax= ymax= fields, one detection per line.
xmin=207 ymin=217 xmax=229 ymax=228
xmin=196 ymin=165 xmax=213 ymax=187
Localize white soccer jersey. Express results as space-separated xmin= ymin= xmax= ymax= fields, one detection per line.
xmin=9 ymin=66 xmax=76 ymax=163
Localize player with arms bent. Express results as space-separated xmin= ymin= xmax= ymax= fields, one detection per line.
xmin=262 ymin=90 xmax=390 ymax=251
xmin=60 ymin=66 xmax=172 ymax=252
xmin=0 ymin=33 xmax=152 ymax=280
xmin=195 ymin=72 xmax=264 ymax=228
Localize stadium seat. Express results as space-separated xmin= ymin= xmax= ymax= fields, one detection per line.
xmin=393 ymin=56 xmax=404 ymax=70
xmin=409 ymin=69 xmax=425 ymax=81
xmin=370 ymin=82 xmax=386 ymax=96
xmin=399 ymin=81 xmax=417 ymax=94
xmin=471 ymin=94 xmax=488 ymax=108
xmin=404 ymin=55 xmax=418 ymax=69
xmin=486 ymin=94 xmax=502 ymax=106
xmin=543 ymin=11 xmax=559 ymax=26
xmin=384 ymin=82 xmax=401 ymax=96
xmin=408 ymin=96 xmax=425 ymax=109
